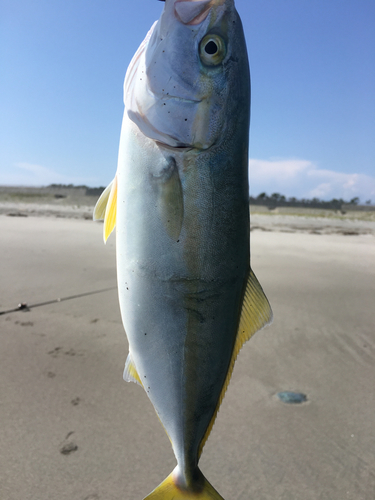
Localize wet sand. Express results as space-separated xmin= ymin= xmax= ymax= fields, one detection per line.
xmin=0 ymin=213 xmax=374 ymax=500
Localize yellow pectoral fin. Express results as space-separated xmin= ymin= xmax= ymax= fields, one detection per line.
xmin=198 ymin=268 xmax=273 ymax=457
xmin=103 ymin=174 xmax=117 ymax=242
xmin=93 ymin=175 xmax=118 ymax=243
xmin=93 ymin=180 xmax=113 ymax=221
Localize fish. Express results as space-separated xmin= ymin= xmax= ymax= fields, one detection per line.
xmin=94 ymin=0 xmax=272 ymax=498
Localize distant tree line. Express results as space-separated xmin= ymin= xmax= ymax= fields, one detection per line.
xmin=249 ymin=192 xmax=372 ymax=209
xmin=48 ymin=184 xmax=105 ymax=196
xmin=49 ymin=184 xmax=87 ymax=189
xmin=48 ymin=185 xmax=372 ymax=209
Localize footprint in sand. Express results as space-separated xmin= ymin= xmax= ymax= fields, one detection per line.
xmin=48 ymin=347 xmax=62 ymax=358
xmin=48 ymin=347 xmax=84 ymax=357
xmin=60 ymin=431 xmax=78 ymax=455
xmin=60 ymin=442 xmax=78 ymax=455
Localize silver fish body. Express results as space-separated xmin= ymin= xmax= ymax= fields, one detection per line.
xmin=94 ymin=1 xmax=272 ymax=498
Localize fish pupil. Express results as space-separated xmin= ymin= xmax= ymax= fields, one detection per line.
xmin=205 ymin=40 xmax=218 ymax=55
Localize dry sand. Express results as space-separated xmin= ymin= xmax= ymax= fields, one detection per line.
xmin=0 ymin=203 xmax=374 ymax=500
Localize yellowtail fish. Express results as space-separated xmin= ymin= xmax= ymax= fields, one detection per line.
xmin=94 ymin=0 xmax=272 ymax=498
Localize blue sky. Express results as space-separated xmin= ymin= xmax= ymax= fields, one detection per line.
xmin=1 ymin=0 xmax=374 ymax=202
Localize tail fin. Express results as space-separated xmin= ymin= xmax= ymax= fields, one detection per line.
xmin=143 ymin=467 xmax=224 ymax=500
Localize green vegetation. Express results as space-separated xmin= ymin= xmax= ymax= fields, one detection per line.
xmin=250 ymin=192 xmax=372 ymax=209
xmin=48 ymin=184 xmax=105 ymax=197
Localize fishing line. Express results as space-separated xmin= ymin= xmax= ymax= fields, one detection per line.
xmin=0 ymin=286 xmax=117 ymax=316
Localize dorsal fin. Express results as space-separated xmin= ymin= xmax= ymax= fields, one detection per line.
xmin=198 ymin=268 xmax=273 ymax=456
xmin=93 ymin=175 xmax=118 ymax=243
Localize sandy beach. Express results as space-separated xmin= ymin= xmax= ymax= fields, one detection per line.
xmin=1 ymin=199 xmax=374 ymax=500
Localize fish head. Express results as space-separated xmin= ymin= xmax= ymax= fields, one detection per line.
xmin=124 ymin=0 xmax=250 ymax=150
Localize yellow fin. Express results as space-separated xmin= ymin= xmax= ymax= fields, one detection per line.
xmin=93 ymin=181 xmax=113 ymax=221
xmin=123 ymin=353 xmax=143 ymax=387
xmin=104 ymin=174 xmax=117 ymax=242
xmin=93 ymin=175 xmax=118 ymax=243
xmin=144 ymin=468 xmax=224 ymax=500
xmin=198 ymin=268 xmax=273 ymax=456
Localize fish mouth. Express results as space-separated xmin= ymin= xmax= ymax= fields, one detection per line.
xmin=155 ymin=141 xmax=194 ymax=151
xmin=174 ymin=0 xmax=214 ymax=26
xmin=162 ymin=95 xmax=201 ymax=105
xmin=173 ymin=0 xmax=227 ymax=26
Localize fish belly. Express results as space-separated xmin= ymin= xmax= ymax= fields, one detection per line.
xmin=116 ymin=114 xmax=249 ymax=467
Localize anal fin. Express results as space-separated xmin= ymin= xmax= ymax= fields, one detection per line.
xmin=236 ymin=267 xmax=273 ymax=346
xmin=123 ymin=353 xmax=143 ymax=387
xmin=198 ymin=268 xmax=273 ymax=456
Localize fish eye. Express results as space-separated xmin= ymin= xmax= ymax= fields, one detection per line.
xmin=199 ymin=34 xmax=226 ymax=66
xmin=205 ymin=41 xmax=218 ymax=55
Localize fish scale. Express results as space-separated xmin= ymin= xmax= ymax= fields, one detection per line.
xmin=94 ymin=1 xmax=272 ymax=498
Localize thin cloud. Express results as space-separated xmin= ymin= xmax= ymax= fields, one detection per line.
xmin=2 ymin=159 xmax=374 ymax=204
xmin=0 ymin=163 xmax=97 ymax=187
xmin=250 ymin=158 xmax=311 ymax=180
xmin=249 ymin=158 xmax=375 ymax=202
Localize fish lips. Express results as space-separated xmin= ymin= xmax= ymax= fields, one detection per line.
xmin=171 ymin=0 xmax=229 ymax=26
xmin=174 ymin=0 xmax=213 ymax=26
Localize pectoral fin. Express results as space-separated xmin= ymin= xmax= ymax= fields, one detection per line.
xmin=93 ymin=181 xmax=113 ymax=221
xmin=93 ymin=175 xmax=118 ymax=243
xmin=198 ymin=268 xmax=273 ymax=456
xmin=152 ymin=158 xmax=184 ymax=241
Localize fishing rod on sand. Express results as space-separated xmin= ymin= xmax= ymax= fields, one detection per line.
xmin=0 ymin=286 xmax=117 ymax=316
